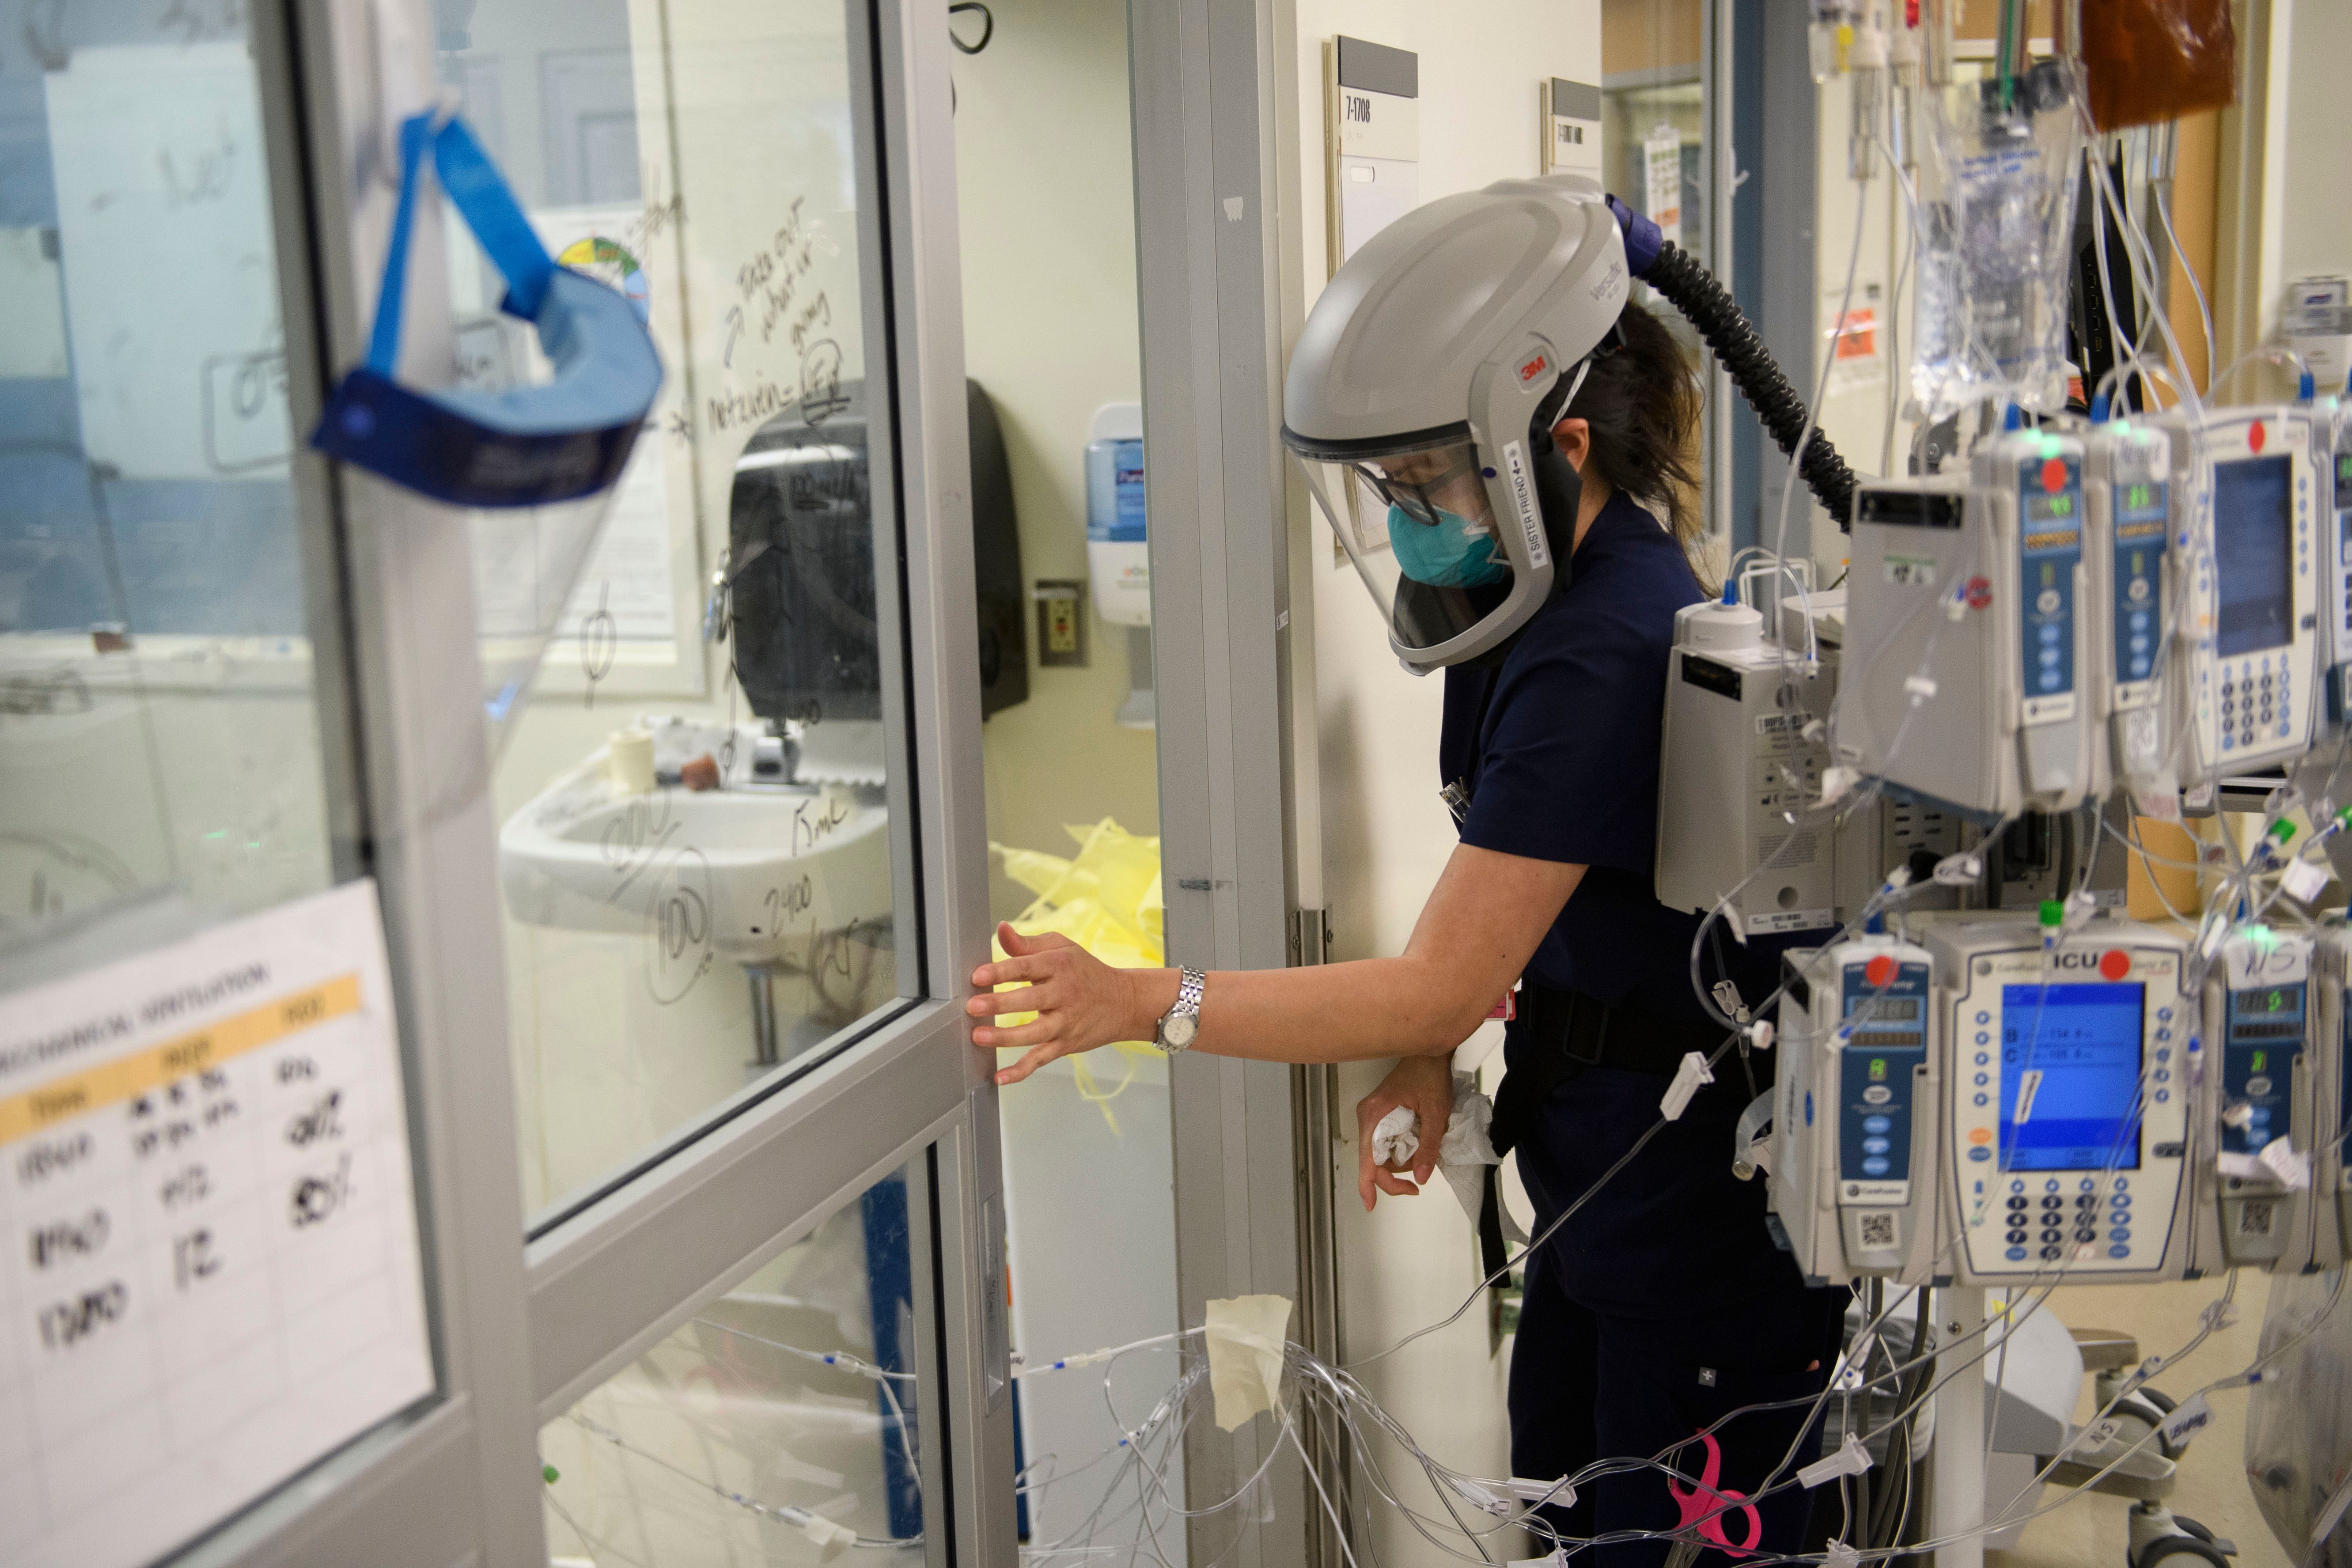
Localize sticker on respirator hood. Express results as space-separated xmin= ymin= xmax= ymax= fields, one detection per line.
xmin=1500 ymin=440 xmax=1550 ymax=570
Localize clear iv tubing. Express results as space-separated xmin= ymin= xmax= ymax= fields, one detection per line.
xmin=2154 ymin=181 xmax=2217 ymax=386
xmin=974 ymin=1174 xmax=2298 ymax=1568
xmin=2209 ymin=343 xmax=2320 ymax=402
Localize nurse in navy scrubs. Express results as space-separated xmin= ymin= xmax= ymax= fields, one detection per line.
xmin=967 ymin=178 xmax=1848 ymax=1565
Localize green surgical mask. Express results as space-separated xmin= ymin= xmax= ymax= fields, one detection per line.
xmin=1388 ymin=504 xmax=1507 ymax=587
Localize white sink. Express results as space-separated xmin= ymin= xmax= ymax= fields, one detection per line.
xmin=497 ymin=747 xmax=893 ymax=974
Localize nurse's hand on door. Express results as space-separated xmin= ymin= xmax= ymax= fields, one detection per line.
xmin=969 ymin=924 xmax=1174 ymax=1086
xmin=1354 ymin=1053 xmax=1451 ymax=1209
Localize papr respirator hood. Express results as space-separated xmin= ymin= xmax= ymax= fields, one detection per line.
xmin=1281 ymin=175 xmax=1859 ymax=675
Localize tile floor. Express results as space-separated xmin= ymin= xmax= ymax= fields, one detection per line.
xmin=1987 ymin=1271 xmax=2288 ymax=1568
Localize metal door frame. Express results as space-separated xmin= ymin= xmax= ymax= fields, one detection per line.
xmin=1129 ymin=1 xmax=1333 ymax=1565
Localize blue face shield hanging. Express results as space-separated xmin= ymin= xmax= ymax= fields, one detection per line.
xmin=311 ymin=111 xmax=663 ymax=506
xmin=313 ymin=110 xmax=664 ymax=757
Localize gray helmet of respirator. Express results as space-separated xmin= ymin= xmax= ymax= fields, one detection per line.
xmin=1282 ymin=174 xmax=1861 ymax=675
xmin=1282 ymin=175 xmax=1630 ymax=674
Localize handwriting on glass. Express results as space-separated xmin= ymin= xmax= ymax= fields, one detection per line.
xmin=647 ymin=848 xmax=716 ymax=1005
xmin=792 ymin=795 xmax=852 ymax=856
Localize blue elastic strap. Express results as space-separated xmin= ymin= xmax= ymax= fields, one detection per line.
xmin=364 ymin=114 xmax=434 ymax=378
xmin=362 ymin=111 xmax=557 ymax=379
xmin=434 ymin=116 xmax=556 ymax=318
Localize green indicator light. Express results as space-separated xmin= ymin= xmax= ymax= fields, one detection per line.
xmin=1871 ymin=1057 xmax=1888 ymax=1081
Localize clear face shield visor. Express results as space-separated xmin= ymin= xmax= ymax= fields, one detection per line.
xmin=1289 ymin=429 xmax=1520 ymax=656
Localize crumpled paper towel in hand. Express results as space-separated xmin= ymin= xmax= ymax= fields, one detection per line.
xmin=1371 ymin=1104 xmax=1420 ymax=1167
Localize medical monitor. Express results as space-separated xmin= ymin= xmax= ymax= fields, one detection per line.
xmin=2214 ymin=454 xmax=2294 ymax=657
xmin=1997 ymin=981 xmax=2145 ymax=1172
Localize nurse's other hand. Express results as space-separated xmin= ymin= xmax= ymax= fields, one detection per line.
xmin=1355 ymin=1053 xmax=1452 ymax=1210
xmin=968 ymin=924 xmax=1169 ymax=1087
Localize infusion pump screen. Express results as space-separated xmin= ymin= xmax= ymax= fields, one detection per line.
xmin=1998 ymin=983 xmax=2145 ymax=1171
xmin=2214 ymin=455 xmax=2294 ymax=656
xmin=1844 ymin=993 xmax=1924 ymax=1047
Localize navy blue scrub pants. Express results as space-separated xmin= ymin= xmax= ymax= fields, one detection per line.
xmin=1504 ymin=1065 xmax=1848 ymax=1566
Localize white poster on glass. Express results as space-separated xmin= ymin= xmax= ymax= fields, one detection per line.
xmin=0 ymin=881 xmax=433 ymax=1568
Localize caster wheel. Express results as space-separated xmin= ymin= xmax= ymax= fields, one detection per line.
xmin=2137 ymin=1538 xmax=2228 ymax=1568
xmin=2114 ymin=1391 xmax=2181 ymax=1461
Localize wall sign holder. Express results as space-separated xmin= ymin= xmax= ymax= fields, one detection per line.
xmin=1539 ymin=76 xmax=1602 ymax=178
xmin=1323 ymin=35 xmax=1419 ymax=277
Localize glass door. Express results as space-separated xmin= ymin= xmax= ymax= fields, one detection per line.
xmin=949 ymin=5 xmax=1183 ymax=1558
xmin=1 ymin=0 xmax=1019 ymax=1561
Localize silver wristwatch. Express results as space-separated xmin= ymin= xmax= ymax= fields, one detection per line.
xmin=1155 ymin=966 xmax=1206 ymax=1052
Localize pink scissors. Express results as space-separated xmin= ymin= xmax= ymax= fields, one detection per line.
xmin=1664 ymin=1430 xmax=1763 ymax=1558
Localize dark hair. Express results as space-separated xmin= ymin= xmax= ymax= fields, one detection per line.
xmin=1536 ymin=302 xmax=1703 ymax=568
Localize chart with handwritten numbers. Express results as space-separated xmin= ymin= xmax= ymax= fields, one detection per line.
xmin=0 ymin=880 xmax=434 ymax=1568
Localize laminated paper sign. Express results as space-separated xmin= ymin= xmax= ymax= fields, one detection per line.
xmin=0 ymin=881 xmax=433 ymax=1568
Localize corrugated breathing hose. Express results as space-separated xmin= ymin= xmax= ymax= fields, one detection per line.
xmin=1609 ymin=194 xmax=1863 ymax=530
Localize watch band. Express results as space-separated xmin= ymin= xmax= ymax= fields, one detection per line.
xmin=1156 ymin=966 xmax=1206 ymax=1052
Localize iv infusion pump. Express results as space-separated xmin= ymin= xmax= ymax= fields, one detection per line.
xmin=1837 ymin=428 xmax=2093 ymax=817
xmin=1773 ymin=933 xmax=1941 ymax=1286
xmin=2174 ymin=405 xmax=2322 ymax=774
xmin=1931 ymin=921 xmax=2196 ymax=1287
xmin=1771 ymin=920 xmax=2198 ymax=1288
xmin=2189 ymin=929 xmax=2320 ymax=1274
xmin=2323 ymin=930 xmax=2352 ymax=1269
xmin=1769 ymin=912 xmax=2352 ymax=1289
xmin=2325 ymin=405 xmax=2352 ymax=724
xmin=2082 ymin=419 xmax=2177 ymax=790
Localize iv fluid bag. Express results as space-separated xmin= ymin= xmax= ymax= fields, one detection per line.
xmin=1909 ymin=60 xmax=2084 ymax=421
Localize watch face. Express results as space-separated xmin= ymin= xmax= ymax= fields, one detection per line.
xmin=1162 ymin=1012 xmax=1198 ymax=1049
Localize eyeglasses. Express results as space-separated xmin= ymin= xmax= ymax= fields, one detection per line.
xmin=1349 ymin=452 xmax=1481 ymax=527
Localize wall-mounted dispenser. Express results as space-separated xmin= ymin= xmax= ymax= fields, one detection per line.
xmin=729 ymin=377 xmax=1028 ymax=751
xmin=1085 ymin=401 xmax=1153 ymax=728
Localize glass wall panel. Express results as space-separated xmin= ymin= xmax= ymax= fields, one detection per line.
xmin=952 ymin=0 xmax=1181 ymax=1555
xmin=538 ymin=1161 xmax=929 ymax=1567
xmin=0 ymin=5 xmax=343 ymax=943
xmin=0 ymin=10 xmax=435 ymax=1564
xmin=436 ymin=0 xmax=927 ymax=1225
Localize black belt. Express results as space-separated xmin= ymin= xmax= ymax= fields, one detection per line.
xmin=1479 ymin=986 xmax=1749 ymax=1283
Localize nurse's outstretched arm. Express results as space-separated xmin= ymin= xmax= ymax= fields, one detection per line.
xmin=970 ymin=842 xmax=1583 ymax=1086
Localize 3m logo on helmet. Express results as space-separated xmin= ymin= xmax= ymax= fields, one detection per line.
xmin=1515 ymin=349 xmax=1551 ymax=384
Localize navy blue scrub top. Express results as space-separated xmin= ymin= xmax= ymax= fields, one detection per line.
xmin=1439 ymin=492 xmax=1784 ymax=1021
xmin=1445 ymin=493 xmax=1828 ymax=1319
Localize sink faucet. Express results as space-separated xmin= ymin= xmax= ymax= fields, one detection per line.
xmin=702 ymin=545 xmax=731 ymax=644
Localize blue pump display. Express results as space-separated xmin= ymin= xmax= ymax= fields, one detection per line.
xmin=311 ymin=111 xmax=663 ymax=507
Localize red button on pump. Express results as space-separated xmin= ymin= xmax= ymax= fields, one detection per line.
xmin=1966 ymin=576 xmax=1994 ymax=610
xmin=2250 ymin=420 xmax=2267 ymax=454
xmin=2041 ymin=457 xmax=2068 ymax=493
xmin=2098 ymin=949 xmax=2131 ymax=981
xmin=1865 ymin=954 xmax=1897 ymax=988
